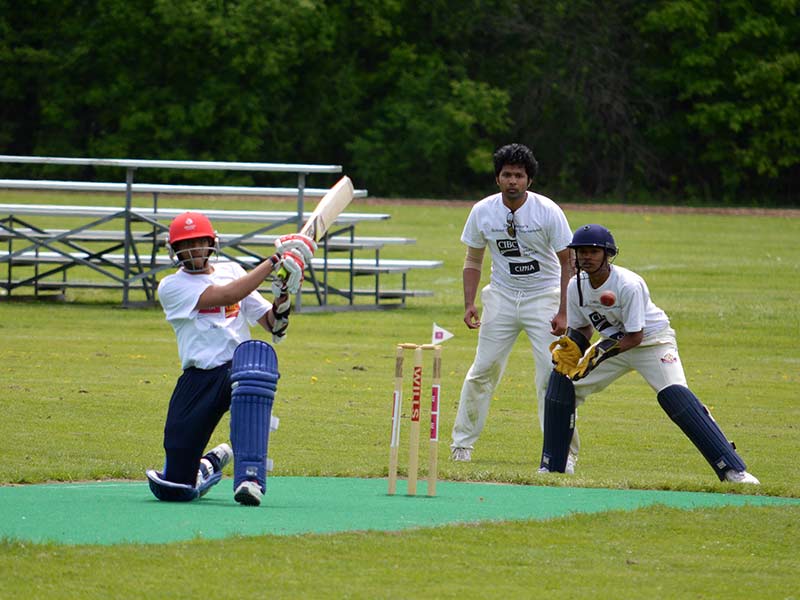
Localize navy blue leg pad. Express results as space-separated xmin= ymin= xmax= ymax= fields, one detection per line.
xmin=540 ymin=371 xmax=576 ymax=472
xmin=657 ymin=384 xmax=746 ymax=480
xmin=147 ymin=469 xmax=200 ymax=502
xmin=230 ymin=341 xmax=279 ymax=493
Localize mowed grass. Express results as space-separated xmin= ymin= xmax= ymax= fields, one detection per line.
xmin=1 ymin=191 xmax=799 ymax=598
xmin=3 ymin=506 xmax=798 ymax=599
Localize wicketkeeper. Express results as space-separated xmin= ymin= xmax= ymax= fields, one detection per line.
xmin=539 ymin=224 xmax=759 ymax=484
xmin=146 ymin=211 xmax=317 ymax=505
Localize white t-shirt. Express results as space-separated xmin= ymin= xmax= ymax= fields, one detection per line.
xmin=158 ymin=261 xmax=272 ymax=369
xmin=461 ymin=191 xmax=572 ymax=293
xmin=567 ymin=265 xmax=670 ymax=344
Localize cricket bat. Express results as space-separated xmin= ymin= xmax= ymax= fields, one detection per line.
xmin=298 ymin=175 xmax=355 ymax=242
xmin=276 ymin=175 xmax=355 ymax=279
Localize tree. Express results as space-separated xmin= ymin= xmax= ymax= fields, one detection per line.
xmin=640 ymin=0 xmax=800 ymax=200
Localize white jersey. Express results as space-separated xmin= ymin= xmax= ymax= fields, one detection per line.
xmin=567 ymin=265 xmax=670 ymax=344
xmin=461 ymin=191 xmax=572 ymax=293
xmin=158 ymin=260 xmax=272 ymax=369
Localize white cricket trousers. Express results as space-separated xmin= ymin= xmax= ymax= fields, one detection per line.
xmin=451 ymin=284 xmax=579 ymax=454
xmin=573 ymin=327 xmax=687 ymax=404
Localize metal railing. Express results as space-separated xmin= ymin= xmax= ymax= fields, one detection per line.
xmin=0 ymin=155 xmax=370 ymax=306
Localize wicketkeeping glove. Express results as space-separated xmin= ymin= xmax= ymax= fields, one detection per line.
xmin=275 ymin=233 xmax=317 ymax=262
xmin=549 ymin=328 xmax=590 ymax=376
xmin=279 ymin=249 xmax=305 ymax=294
xmin=569 ymin=338 xmax=621 ymax=381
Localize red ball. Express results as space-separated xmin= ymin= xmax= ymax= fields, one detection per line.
xmin=600 ymin=291 xmax=616 ymax=307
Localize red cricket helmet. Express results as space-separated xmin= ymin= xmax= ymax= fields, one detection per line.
xmin=168 ymin=212 xmax=216 ymax=244
xmin=167 ymin=212 xmax=219 ymax=272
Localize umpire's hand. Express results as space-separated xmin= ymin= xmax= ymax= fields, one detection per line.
xmin=464 ymin=304 xmax=481 ymax=329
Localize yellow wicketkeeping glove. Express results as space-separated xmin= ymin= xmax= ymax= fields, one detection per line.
xmin=549 ymin=336 xmax=583 ymax=376
xmin=569 ymin=338 xmax=621 ymax=381
xmin=549 ymin=328 xmax=590 ymax=376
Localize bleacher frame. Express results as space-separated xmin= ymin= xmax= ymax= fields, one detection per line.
xmin=0 ymin=155 xmax=439 ymax=311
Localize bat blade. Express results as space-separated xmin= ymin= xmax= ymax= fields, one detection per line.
xmin=274 ymin=175 xmax=355 ymax=281
xmin=300 ymin=175 xmax=355 ymax=242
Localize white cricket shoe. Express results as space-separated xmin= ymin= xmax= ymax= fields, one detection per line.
xmin=205 ymin=443 xmax=233 ymax=472
xmin=451 ymin=447 xmax=472 ymax=462
xmin=565 ymin=452 xmax=578 ymax=475
xmin=234 ymin=480 xmax=263 ymax=506
xmin=196 ymin=443 xmax=234 ymax=495
xmin=537 ymin=466 xmax=550 ymax=474
xmin=724 ymin=470 xmax=760 ymax=485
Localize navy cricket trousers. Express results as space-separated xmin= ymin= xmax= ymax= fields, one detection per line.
xmin=163 ymin=363 xmax=232 ymax=486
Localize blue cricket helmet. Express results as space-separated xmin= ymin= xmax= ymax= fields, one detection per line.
xmin=568 ymin=224 xmax=618 ymax=256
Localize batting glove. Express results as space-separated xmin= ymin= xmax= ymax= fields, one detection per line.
xmin=279 ymin=249 xmax=305 ymax=294
xmin=270 ymin=292 xmax=291 ymax=344
xmin=275 ymin=233 xmax=317 ymax=263
xmin=569 ymin=338 xmax=621 ymax=381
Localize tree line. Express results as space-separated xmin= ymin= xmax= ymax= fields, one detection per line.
xmin=1 ymin=0 xmax=798 ymax=205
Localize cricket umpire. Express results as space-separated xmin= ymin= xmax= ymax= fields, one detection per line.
xmin=450 ymin=143 xmax=579 ymax=466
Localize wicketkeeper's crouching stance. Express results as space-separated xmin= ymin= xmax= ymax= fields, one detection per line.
xmin=146 ymin=211 xmax=316 ymax=506
xmin=539 ymin=224 xmax=759 ymax=484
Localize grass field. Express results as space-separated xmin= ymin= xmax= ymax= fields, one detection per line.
xmin=1 ymin=191 xmax=799 ymax=598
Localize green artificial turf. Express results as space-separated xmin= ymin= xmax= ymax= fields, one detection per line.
xmin=2 ymin=477 xmax=797 ymax=545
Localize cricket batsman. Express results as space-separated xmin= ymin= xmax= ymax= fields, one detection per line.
xmin=145 ymin=211 xmax=316 ymax=505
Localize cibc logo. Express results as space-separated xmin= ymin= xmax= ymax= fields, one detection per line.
xmin=497 ymin=238 xmax=521 ymax=257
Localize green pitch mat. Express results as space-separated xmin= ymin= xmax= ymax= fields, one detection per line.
xmin=1 ymin=477 xmax=796 ymax=546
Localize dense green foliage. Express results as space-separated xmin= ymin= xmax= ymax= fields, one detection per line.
xmin=1 ymin=0 xmax=798 ymax=202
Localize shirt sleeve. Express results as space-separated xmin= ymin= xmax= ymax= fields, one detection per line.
xmin=158 ymin=273 xmax=211 ymax=321
xmin=566 ymin=277 xmax=591 ymax=329
xmin=460 ymin=206 xmax=486 ymax=248
xmin=222 ymin=262 xmax=271 ymax=325
xmin=619 ymin=280 xmax=647 ymax=333
xmin=241 ymin=289 xmax=272 ymax=325
xmin=549 ymin=205 xmax=573 ymax=252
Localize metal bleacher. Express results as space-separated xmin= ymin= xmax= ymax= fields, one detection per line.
xmin=0 ymin=155 xmax=441 ymax=311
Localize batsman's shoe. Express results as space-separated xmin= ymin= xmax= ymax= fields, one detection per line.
xmin=724 ymin=469 xmax=760 ymax=485
xmin=234 ymin=480 xmax=263 ymax=506
xmin=565 ymin=452 xmax=577 ymax=475
xmin=198 ymin=443 xmax=234 ymax=491
xmin=205 ymin=443 xmax=233 ymax=472
xmin=451 ymin=447 xmax=472 ymax=462
xmin=196 ymin=444 xmax=233 ymax=498
xmin=537 ymin=466 xmax=551 ymax=474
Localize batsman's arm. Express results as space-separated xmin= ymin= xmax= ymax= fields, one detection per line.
xmin=196 ymin=254 xmax=280 ymax=310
